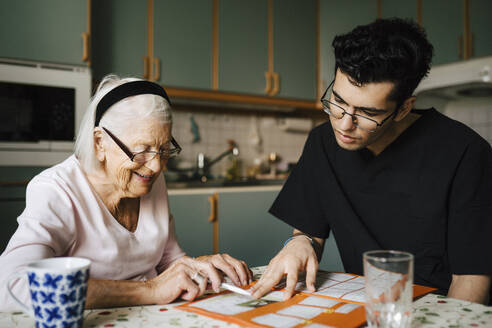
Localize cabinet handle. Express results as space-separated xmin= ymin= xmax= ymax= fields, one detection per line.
xmin=208 ymin=193 xmax=217 ymax=222
xmin=270 ymin=72 xmax=280 ymax=96
xmin=208 ymin=192 xmax=219 ymax=254
xmin=264 ymin=71 xmax=272 ymax=94
xmin=154 ymin=57 xmax=161 ymax=81
xmin=81 ymin=32 xmax=90 ymax=62
xmin=458 ymin=35 xmax=463 ymax=59
xmin=143 ymin=57 xmax=150 ymax=80
xmin=469 ymin=33 xmax=474 ymax=58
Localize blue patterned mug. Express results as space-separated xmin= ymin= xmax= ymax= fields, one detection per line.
xmin=7 ymin=257 xmax=91 ymax=328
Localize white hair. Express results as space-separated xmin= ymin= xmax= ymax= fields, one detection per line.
xmin=75 ymin=74 xmax=172 ymax=173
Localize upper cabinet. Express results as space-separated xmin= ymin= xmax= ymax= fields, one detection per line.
xmin=154 ymin=0 xmax=213 ymax=90
xmin=218 ymin=0 xmax=317 ymax=100
xmin=422 ymin=0 xmax=463 ymax=65
xmin=379 ymin=0 xmax=417 ymax=21
xmin=319 ymin=0 xmax=378 ymax=93
xmin=218 ymin=0 xmax=318 ymax=101
xmin=92 ymin=0 xmax=148 ymax=82
xmin=422 ymin=0 xmax=492 ymax=65
xmin=218 ymin=0 xmax=269 ymax=96
xmin=0 ymin=0 xmax=90 ymax=66
xmin=469 ymin=0 xmax=492 ymax=59
xmin=91 ymin=0 xmax=318 ymax=107
xmin=272 ymin=0 xmax=317 ymax=100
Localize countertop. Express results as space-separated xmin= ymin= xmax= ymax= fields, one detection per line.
xmin=166 ymin=178 xmax=285 ymax=194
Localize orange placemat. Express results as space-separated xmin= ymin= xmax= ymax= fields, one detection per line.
xmin=178 ymin=271 xmax=435 ymax=328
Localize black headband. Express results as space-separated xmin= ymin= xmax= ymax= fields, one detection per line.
xmin=95 ymin=80 xmax=171 ymax=126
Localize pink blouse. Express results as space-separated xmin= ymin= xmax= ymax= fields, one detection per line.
xmin=0 ymin=155 xmax=185 ymax=311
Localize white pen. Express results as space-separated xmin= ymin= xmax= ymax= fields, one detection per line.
xmin=219 ymin=281 xmax=252 ymax=297
xmin=192 ymin=272 xmax=252 ymax=297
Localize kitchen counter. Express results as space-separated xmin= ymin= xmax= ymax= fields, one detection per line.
xmin=168 ymin=183 xmax=283 ymax=195
xmin=166 ymin=178 xmax=285 ymax=194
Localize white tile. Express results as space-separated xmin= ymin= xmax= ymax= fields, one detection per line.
xmin=471 ymin=107 xmax=489 ymax=124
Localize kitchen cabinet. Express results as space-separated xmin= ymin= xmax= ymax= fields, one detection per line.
xmin=169 ymin=188 xmax=344 ymax=271
xmin=379 ymin=0 xmax=417 ymax=21
xmin=0 ymin=0 xmax=90 ymax=66
xmin=169 ymin=192 xmax=215 ymax=257
xmin=91 ymin=0 xmax=319 ymax=109
xmin=272 ymin=0 xmax=317 ymax=100
xmin=218 ymin=0 xmax=269 ymax=96
xmin=319 ymin=233 xmax=344 ymax=272
xmin=153 ymin=1 xmax=213 ymax=90
xmin=422 ymin=0 xmax=463 ymax=65
xmin=0 ymin=198 xmax=24 ymax=253
xmin=218 ymin=189 xmax=292 ymax=267
xmin=219 ymin=0 xmax=317 ymax=100
xmin=0 ymin=167 xmax=48 ymax=253
xmin=92 ymin=0 xmax=148 ymax=82
xmin=320 ymin=0 xmax=378 ymax=93
xmin=469 ymin=0 xmax=492 ymax=58
xmin=0 ymin=181 xmax=27 ymax=253
xmin=93 ymin=0 xmax=212 ymax=85
xmin=420 ymin=0 xmax=492 ymax=64
xmin=219 ymin=188 xmax=343 ymax=271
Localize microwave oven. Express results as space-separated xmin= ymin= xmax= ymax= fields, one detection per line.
xmin=0 ymin=58 xmax=91 ymax=166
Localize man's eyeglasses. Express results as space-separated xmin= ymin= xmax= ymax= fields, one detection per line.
xmin=320 ymin=80 xmax=396 ymax=133
xmin=102 ymin=127 xmax=182 ymax=164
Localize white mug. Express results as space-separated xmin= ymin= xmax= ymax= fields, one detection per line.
xmin=7 ymin=257 xmax=91 ymax=328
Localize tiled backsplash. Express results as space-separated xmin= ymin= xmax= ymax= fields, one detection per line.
xmin=443 ymin=98 xmax=492 ymax=145
xmin=171 ymin=109 xmax=320 ymax=178
xmin=169 ymin=100 xmax=491 ymax=179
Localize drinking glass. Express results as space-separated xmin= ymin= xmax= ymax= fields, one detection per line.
xmin=363 ymin=250 xmax=414 ymax=328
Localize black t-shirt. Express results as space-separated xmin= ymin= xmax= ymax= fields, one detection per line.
xmin=270 ymin=108 xmax=492 ymax=295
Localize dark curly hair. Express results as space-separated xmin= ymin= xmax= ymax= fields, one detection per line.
xmin=332 ymin=18 xmax=433 ymax=108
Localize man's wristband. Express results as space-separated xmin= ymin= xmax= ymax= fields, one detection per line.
xmin=283 ymin=234 xmax=314 ymax=248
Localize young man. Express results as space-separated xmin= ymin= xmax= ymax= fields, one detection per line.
xmin=250 ymin=18 xmax=492 ymax=304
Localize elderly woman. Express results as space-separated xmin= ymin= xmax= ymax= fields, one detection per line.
xmin=0 ymin=75 xmax=251 ymax=311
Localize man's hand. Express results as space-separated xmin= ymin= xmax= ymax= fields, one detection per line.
xmin=250 ymin=231 xmax=323 ymax=300
xmin=448 ymin=274 xmax=491 ymax=304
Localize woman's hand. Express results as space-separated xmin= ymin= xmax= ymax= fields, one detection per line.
xmin=147 ymin=260 xmax=207 ymax=304
xmin=178 ymin=254 xmax=253 ymax=292
xmin=147 ymin=254 xmax=252 ymax=304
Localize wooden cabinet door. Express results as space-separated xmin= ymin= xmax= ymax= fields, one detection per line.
xmin=380 ymin=0 xmax=417 ymax=21
xmin=92 ymin=0 xmax=148 ymax=81
xmin=0 ymin=167 xmax=49 ymax=253
xmin=154 ymin=0 xmax=213 ymax=89
xmin=422 ymin=0 xmax=463 ymax=65
xmin=469 ymin=0 xmax=492 ymax=58
xmin=0 ymin=186 xmax=25 ymax=253
xmin=168 ymin=193 xmax=214 ymax=257
xmin=318 ymin=234 xmax=344 ymax=272
xmin=0 ymin=0 xmax=88 ymax=65
xmin=218 ymin=189 xmax=344 ymax=271
xmin=320 ymin=0 xmax=378 ymax=91
xmin=272 ymin=0 xmax=317 ymax=100
xmin=218 ymin=0 xmax=269 ymax=95
xmin=0 ymin=199 xmax=25 ymax=253
xmin=218 ymin=190 xmax=291 ymax=267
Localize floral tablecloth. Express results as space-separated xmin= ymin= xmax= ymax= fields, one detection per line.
xmin=1 ymin=266 xmax=491 ymax=327
xmin=411 ymin=293 xmax=492 ymax=327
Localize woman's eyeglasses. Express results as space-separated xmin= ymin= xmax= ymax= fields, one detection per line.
xmin=102 ymin=127 xmax=181 ymax=164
